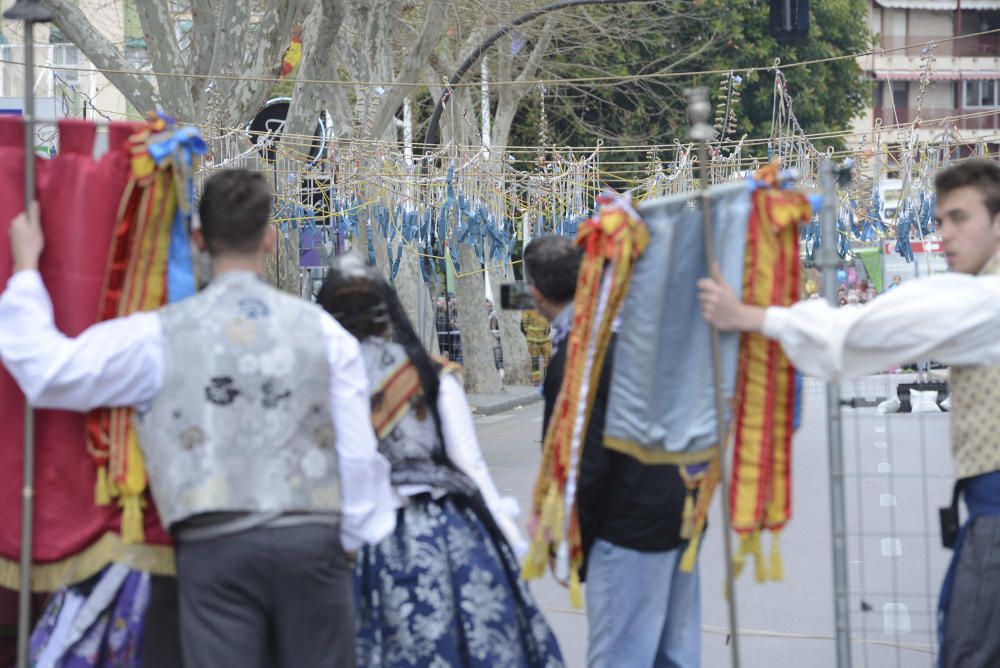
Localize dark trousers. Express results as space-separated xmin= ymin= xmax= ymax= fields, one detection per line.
xmin=176 ymin=524 xmax=355 ymax=668
xmin=141 ymin=576 xmax=183 ymax=668
xmin=942 ymin=515 xmax=1000 ymax=668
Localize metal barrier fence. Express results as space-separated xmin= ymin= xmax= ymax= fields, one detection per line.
xmin=826 ymin=372 xmax=952 ymax=666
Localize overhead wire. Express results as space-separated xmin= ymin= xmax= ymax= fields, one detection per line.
xmin=0 ymin=27 xmax=997 ymax=91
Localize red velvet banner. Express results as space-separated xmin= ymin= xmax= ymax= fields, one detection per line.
xmin=0 ymin=117 xmax=170 ymax=579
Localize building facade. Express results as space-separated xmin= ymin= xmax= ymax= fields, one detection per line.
xmin=0 ymin=0 xmax=133 ymax=123
xmin=857 ymin=1 xmax=1000 ymax=150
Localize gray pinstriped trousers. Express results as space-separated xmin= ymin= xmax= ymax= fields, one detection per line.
xmin=942 ymin=515 xmax=1000 ymax=668
xmin=175 ymin=523 xmax=355 ymax=668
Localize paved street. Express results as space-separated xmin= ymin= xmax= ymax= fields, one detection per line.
xmin=474 ymin=374 xmax=952 ymax=668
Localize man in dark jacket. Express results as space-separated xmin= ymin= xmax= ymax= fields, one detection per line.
xmin=524 ymin=235 xmax=700 ymax=668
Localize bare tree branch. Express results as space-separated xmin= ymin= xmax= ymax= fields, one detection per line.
xmin=368 ymin=0 xmax=445 ymax=139
xmin=39 ymin=0 xmax=157 ymax=114
xmin=216 ymin=0 xmax=308 ymax=128
xmin=134 ymin=0 xmax=195 ymax=119
xmin=492 ymin=15 xmax=556 ymax=152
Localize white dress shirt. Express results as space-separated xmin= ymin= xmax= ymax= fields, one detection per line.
xmin=760 ymin=272 xmax=1000 ymax=382
xmin=437 ymin=373 xmax=528 ymax=557
xmin=0 ymin=269 xmax=396 ymax=551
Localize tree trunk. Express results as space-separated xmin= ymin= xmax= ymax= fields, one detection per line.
xmin=392 ymin=251 xmax=440 ymax=356
xmin=454 ymin=244 xmax=502 ymax=393
xmin=264 ymin=215 xmax=301 ymax=295
xmin=488 ymin=262 xmax=532 ymax=384
xmin=284 ymin=0 xmax=347 ymax=142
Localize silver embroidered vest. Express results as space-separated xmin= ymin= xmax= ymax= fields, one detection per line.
xmin=949 ymin=252 xmax=1000 ymax=479
xmin=362 ymin=338 xmax=476 ymax=496
xmin=135 ymin=272 xmax=340 ymax=528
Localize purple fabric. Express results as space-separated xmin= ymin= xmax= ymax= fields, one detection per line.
xmin=300 ymin=227 xmax=333 ymax=268
xmin=29 ymin=568 xmax=150 ymax=668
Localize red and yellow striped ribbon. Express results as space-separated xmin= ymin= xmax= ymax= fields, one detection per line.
xmin=729 ymin=174 xmax=810 ymax=583
xmin=85 ymin=118 xmax=178 ymax=544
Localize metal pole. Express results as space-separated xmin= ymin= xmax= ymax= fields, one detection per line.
xmin=3 ymin=3 xmax=52 ymax=667
xmin=819 ymin=159 xmax=852 ymax=668
xmin=686 ymin=87 xmax=741 ymax=668
xmin=16 ymin=24 xmax=37 ymax=668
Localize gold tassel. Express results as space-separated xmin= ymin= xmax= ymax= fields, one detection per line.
xmin=752 ymin=532 xmax=766 ymax=583
xmin=769 ymin=530 xmax=784 ymax=581
xmin=522 ymin=487 xmax=559 ymax=581
xmin=95 ymin=465 xmax=111 ymax=506
xmin=569 ymin=569 xmax=583 ymax=609
xmin=552 ymin=495 xmax=565 ymax=544
xmin=520 ymin=539 xmax=548 ymax=580
xmin=539 ymin=485 xmax=560 ymax=537
xmin=120 ymin=495 xmax=146 ymax=544
xmin=679 ymin=531 xmax=701 ymax=573
xmin=679 ymin=491 xmax=695 ymax=540
xmin=732 ymin=533 xmax=752 ymax=579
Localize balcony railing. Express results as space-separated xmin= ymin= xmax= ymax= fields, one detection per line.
xmin=874 ymin=105 xmax=1000 ymax=131
xmin=877 ymin=34 xmax=1000 ymax=58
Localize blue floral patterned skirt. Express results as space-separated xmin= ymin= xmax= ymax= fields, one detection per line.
xmin=354 ymin=494 xmax=564 ymax=667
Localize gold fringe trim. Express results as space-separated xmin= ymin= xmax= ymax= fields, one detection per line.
xmin=603 ymin=437 xmax=718 ymax=465
xmin=0 ymin=532 xmax=174 ymax=592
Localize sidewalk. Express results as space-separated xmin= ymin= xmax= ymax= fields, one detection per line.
xmin=466 ymin=384 xmax=543 ymax=416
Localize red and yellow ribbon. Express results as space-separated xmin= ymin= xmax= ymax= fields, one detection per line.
xmin=729 ymin=164 xmax=810 ymax=582
xmin=521 ymin=195 xmax=649 ymax=606
xmin=85 ymin=116 xmax=182 ymax=544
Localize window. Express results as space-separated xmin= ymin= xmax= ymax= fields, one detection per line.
xmin=959 ymin=10 xmax=1000 ymax=56
xmin=51 ymin=43 xmax=81 ymax=87
xmin=891 ymin=81 xmax=908 ymax=110
xmin=964 ymin=80 xmax=999 ymax=108
xmin=961 ymin=10 xmax=1000 ymax=35
xmin=125 ymin=38 xmax=151 ymax=72
xmin=175 ymin=19 xmax=192 ymax=52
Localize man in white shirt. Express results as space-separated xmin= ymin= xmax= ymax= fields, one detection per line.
xmin=0 ymin=169 xmax=396 ymax=668
xmin=698 ymin=159 xmax=1000 ymax=668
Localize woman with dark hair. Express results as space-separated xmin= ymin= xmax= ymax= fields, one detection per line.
xmin=317 ymin=254 xmax=563 ymax=668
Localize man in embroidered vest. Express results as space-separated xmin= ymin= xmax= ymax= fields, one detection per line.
xmin=0 ymin=169 xmax=396 ymax=668
xmin=698 ymin=159 xmax=1000 ymax=668
xmin=524 ymin=235 xmax=697 ymax=668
